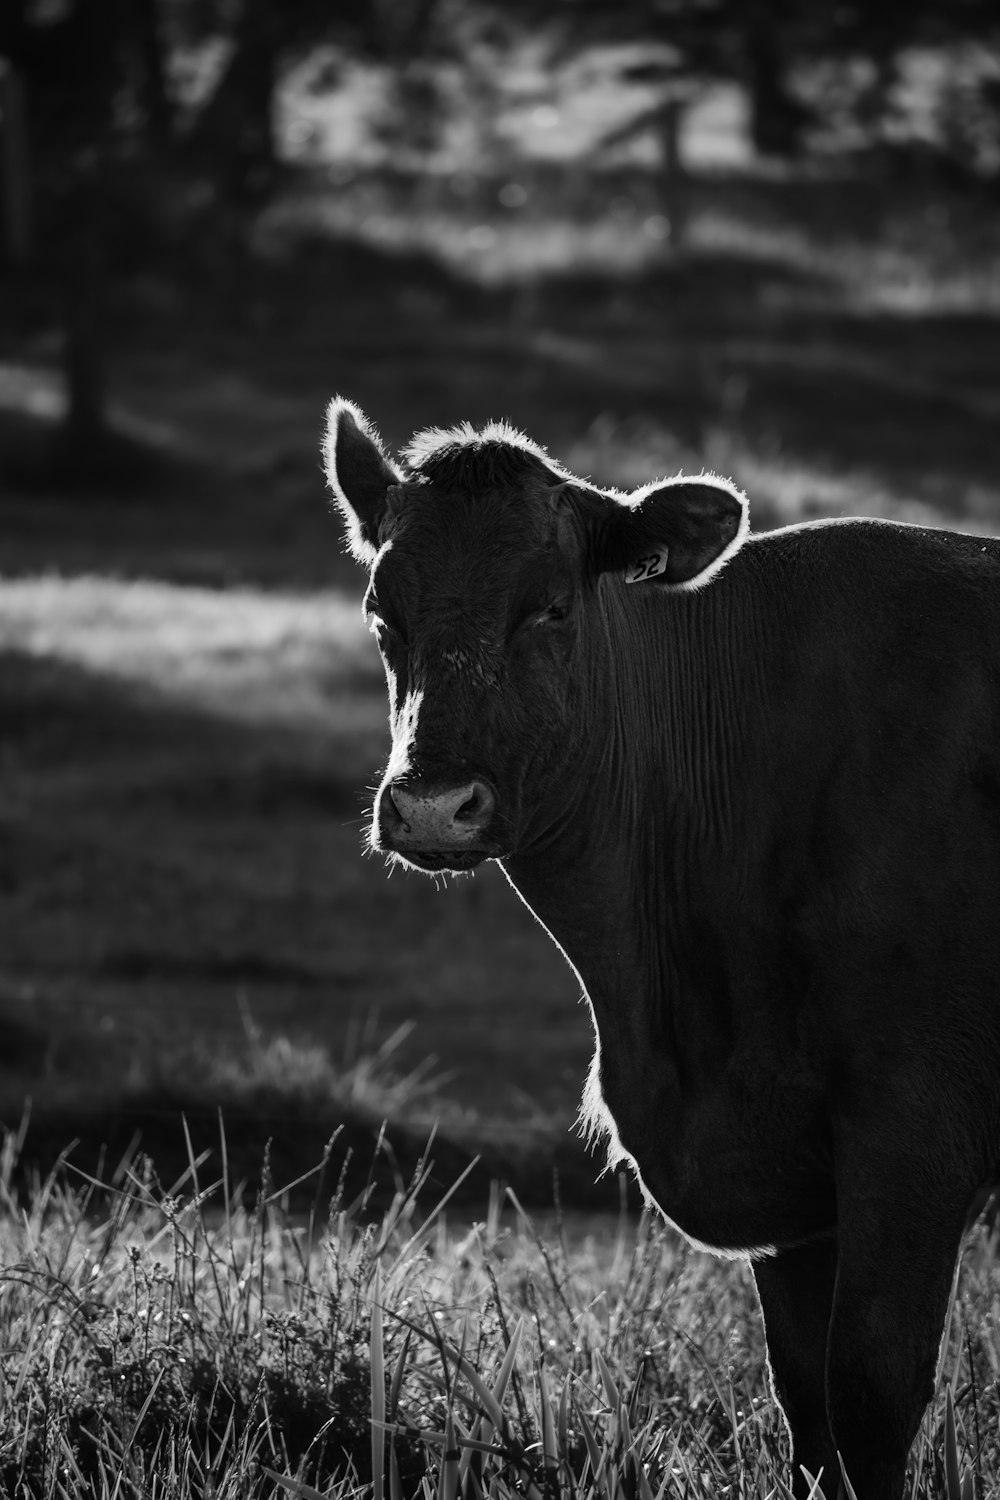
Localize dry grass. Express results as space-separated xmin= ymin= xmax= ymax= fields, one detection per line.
xmin=0 ymin=1129 xmax=996 ymax=1499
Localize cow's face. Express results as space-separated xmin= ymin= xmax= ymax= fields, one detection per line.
xmin=325 ymin=399 xmax=747 ymax=873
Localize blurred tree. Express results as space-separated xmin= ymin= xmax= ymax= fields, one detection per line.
xmin=0 ymin=58 xmax=31 ymax=264
xmin=548 ymin=0 xmax=817 ymax=166
xmin=547 ymin=0 xmax=1000 ymax=177
xmin=135 ymin=0 xmax=174 ymax=148
xmin=0 ymin=0 xmax=495 ymax=483
xmin=743 ymin=0 xmax=814 ymax=155
xmin=788 ymin=0 xmax=1000 ymax=166
xmin=538 ymin=0 xmax=821 ymax=251
xmin=1 ymin=0 xmax=126 ymax=472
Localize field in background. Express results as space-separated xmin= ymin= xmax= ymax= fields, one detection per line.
xmin=2 ymin=64 xmax=1000 ymax=1199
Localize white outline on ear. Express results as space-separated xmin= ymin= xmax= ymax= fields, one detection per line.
xmin=613 ymin=469 xmax=750 ymax=592
xmin=322 ymin=396 xmax=400 ymax=563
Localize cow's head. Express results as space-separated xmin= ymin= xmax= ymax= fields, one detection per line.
xmin=324 ymin=398 xmax=748 ymax=873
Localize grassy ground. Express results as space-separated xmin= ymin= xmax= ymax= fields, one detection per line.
xmin=2 ymin=156 xmax=1000 ymax=1200
xmin=0 ymin=1136 xmax=997 ymax=1499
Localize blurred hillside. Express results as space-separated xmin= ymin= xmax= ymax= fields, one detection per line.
xmin=1 ymin=0 xmax=999 ymax=1201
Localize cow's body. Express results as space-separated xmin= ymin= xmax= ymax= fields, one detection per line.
xmin=527 ymin=518 xmax=1000 ymax=1253
xmin=324 ymin=398 xmax=1000 ymax=1500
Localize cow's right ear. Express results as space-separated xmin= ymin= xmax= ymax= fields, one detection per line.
xmin=323 ymin=398 xmax=402 ymax=563
xmin=590 ymin=475 xmax=749 ymax=591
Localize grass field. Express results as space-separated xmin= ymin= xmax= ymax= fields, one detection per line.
xmin=1 ymin=1131 xmax=997 ymax=1499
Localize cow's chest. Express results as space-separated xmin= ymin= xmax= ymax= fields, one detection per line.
xmin=593 ymin=1034 xmax=834 ymax=1254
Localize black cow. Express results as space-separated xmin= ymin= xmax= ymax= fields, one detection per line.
xmin=324 ymin=397 xmax=1000 ymax=1500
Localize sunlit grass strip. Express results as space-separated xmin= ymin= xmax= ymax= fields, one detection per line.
xmin=0 ymin=1117 xmax=996 ymax=1498
xmin=0 ymin=572 xmax=381 ymax=732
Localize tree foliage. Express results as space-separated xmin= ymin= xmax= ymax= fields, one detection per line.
xmin=547 ymin=0 xmax=1000 ymax=162
xmin=0 ymin=0 xmax=997 ymax=483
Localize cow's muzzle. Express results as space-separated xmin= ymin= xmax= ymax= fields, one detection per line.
xmin=376 ymin=777 xmax=502 ymax=871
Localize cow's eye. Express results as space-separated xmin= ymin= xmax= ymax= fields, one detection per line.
xmin=534 ymin=599 xmax=570 ymax=627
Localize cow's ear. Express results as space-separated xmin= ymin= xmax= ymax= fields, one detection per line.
xmin=323 ymin=398 xmax=402 ymax=563
xmin=594 ymin=477 xmax=749 ymax=590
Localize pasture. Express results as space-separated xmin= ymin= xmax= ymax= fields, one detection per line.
xmin=1 ymin=1129 xmax=998 ymax=1498
xmin=3 ymin=92 xmax=1000 ymax=1492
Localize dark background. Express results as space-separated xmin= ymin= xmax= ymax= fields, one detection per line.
xmin=1 ymin=0 xmax=998 ymax=1204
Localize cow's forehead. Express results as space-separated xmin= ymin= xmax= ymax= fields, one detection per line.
xmin=375 ymin=484 xmax=559 ymax=603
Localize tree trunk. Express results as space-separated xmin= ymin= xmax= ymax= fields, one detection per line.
xmin=745 ymin=1 xmax=804 ymax=157
xmin=62 ymin=164 xmax=108 ymax=457
xmin=192 ymin=0 xmax=284 ymax=320
xmin=0 ymin=57 xmax=31 ymax=262
xmin=133 ymin=0 xmax=172 ymax=146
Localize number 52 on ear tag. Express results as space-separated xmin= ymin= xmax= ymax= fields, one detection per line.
xmin=625 ymin=548 xmax=670 ymax=584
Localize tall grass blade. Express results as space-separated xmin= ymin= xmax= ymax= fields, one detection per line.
xmin=489 ymin=1314 xmax=524 ymax=1414
xmin=260 ymin=1466 xmax=332 ymax=1500
xmin=626 ymin=1412 xmax=661 ymax=1500
xmin=836 ymin=1452 xmax=860 ymax=1500
xmin=438 ymin=1410 xmax=459 ymax=1500
xmin=595 ymin=1350 xmax=621 ymax=1413
xmin=576 ymin=1402 xmax=612 ymax=1500
xmin=389 ymin=1328 xmax=412 ymax=1420
xmin=389 ymin=1444 xmax=404 ymax=1500
xmin=944 ymin=1384 xmax=962 ymax=1500
xmin=538 ymin=1361 xmax=559 ymax=1474
xmin=557 ymin=1375 xmax=570 ymax=1471
xmin=371 ymin=1260 xmax=386 ymax=1500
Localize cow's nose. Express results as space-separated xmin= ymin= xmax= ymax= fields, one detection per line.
xmin=381 ymin=778 xmax=496 ymax=849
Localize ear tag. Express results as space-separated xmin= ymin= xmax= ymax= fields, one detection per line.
xmin=625 ymin=547 xmax=670 ymax=584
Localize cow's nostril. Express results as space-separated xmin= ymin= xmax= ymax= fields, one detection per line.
xmin=381 ymin=784 xmax=408 ymax=832
xmin=456 ymin=780 xmax=495 ymax=827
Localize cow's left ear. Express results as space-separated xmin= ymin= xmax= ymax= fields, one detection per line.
xmin=323 ymin=397 xmax=402 ymax=563
xmin=594 ymin=477 xmax=749 ymax=590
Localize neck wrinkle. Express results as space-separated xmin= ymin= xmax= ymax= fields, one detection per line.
xmin=503 ymin=574 xmax=765 ymax=1064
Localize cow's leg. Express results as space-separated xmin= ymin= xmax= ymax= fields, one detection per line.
xmin=753 ymin=1237 xmax=838 ymax=1499
xmin=826 ymin=1157 xmax=968 ymax=1500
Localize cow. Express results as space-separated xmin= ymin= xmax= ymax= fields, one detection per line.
xmin=323 ymin=396 xmax=1000 ymax=1500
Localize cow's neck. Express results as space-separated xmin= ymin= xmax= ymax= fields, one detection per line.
xmin=502 ymin=575 xmax=765 ymax=1096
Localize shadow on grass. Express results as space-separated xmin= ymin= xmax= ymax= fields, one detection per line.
xmin=0 ymin=642 xmax=589 ymax=1200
